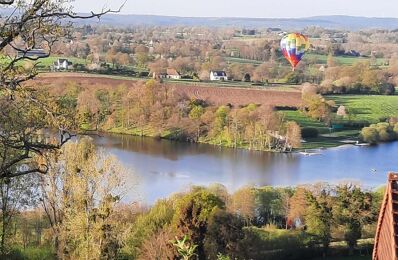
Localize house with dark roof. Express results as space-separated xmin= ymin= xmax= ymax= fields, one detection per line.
xmin=373 ymin=173 xmax=398 ymax=260
xmin=210 ymin=71 xmax=227 ymax=81
xmin=53 ymin=58 xmax=73 ymax=70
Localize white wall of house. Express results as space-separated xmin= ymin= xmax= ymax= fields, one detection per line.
xmin=167 ymin=75 xmax=181 ymax=80
xmin=54 ymin=60 xmax=72 ymax=70
xmin=210 ymin=71 xmax=228 ymax=81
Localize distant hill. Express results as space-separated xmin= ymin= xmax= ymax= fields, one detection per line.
xmin=82 ymin=14 xmax=398 ymax=30
xmin=1 ymin=8 xmax=397 ymax=30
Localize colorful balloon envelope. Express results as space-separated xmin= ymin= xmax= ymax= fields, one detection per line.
xmin=280 ymin=33 xmax=310 ymax=70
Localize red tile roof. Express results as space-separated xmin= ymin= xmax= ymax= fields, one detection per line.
xmin=167 ymin=68 xmax=180 ymax=76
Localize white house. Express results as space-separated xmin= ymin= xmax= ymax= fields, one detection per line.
xmin=166 ymin=68 xmax=181 ymax=80
xmin=210 ymin=71 xmax=228 ymax=81
xmin=53 ymin=59 xmax=73 ymax=70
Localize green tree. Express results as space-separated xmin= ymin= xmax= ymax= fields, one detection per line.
xmin=172 ymin=190 xmax=225 ymax=259
xmin=360 ymin=126 xmax=379 ymax=144
xmin=305 ymin=190 xmax=333 ymax=257
xmin=0 ymin=175 xmax=38 ymax=254
xmin=204 ymin=209 xmax=244 ymax=259
xmin=189 ymin=105 xmax=205 ymax=141
xmin=123 ymin=199 xmax=175 ymax=258
xmin=333 ymin=184 xmax=373 ymax=255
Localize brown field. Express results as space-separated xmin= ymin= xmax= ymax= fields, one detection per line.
xmin=32 ymin=73 xmax=302 ymax=108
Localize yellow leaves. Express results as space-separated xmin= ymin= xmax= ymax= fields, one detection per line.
xmin=42 ymin=137 xmax=130 ymax=259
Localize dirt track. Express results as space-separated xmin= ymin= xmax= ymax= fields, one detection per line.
xmin=34 ymin=73 xmax=302 ymax=108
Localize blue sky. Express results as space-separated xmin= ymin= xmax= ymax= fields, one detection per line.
xmin=73 ymin=0 xmax=398 ymax=18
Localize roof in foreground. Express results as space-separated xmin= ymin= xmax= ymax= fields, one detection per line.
xmin=373 ymin=173 xmax=398 ymax=260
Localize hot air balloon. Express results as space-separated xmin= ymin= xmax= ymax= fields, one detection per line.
xmin=280 ymin=33 xmax=310 ymax=71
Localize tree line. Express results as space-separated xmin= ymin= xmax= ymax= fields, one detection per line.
xmin=41 ymin=80 xmax=302 ymax=152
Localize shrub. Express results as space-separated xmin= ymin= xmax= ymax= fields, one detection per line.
xmin=301 ymin=128 xmax=319 ymax=138
xmin=360 ymin=126 xmax=379 ymax=144
xmin=238 ymin=227 xmax=316 ymax=260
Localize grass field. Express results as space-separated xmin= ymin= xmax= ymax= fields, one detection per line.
xmin=304 ymin=53 xmax=370 ymax=66
xmin=225 ymin=57 xmax=264 ymax=65
xmin=281 ymin=110 xmax=360 ymax=149
xmin=226 ymin=53 xmax=377 ymax=67
xmin=328 ymin=95 xmax=398 ymax=123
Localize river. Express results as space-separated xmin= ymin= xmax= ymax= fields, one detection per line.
xmin=93 ymin=134 xmax=398 ymax=203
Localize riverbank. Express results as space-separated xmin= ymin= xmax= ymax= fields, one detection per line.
xmin=103 ymin=126 xmax=367 ymax=153
xmin=106 ymin=126 xmax=282 ymax=152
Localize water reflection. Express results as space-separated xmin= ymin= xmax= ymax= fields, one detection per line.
xmin=93 ymin=134 xmax=398 ymax=203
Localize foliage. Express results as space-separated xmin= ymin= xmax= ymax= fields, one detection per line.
xmin=39 ymin=137 xmax=127 ymax=259
xmin=254 ymin=187 xmax=292 ymax=228
xmin=123 ymin=199 xmax=175 ymax=258
xmin=238 ymin=226 xmax=313 ymax=259
xmin=228 ymin=187 xmax=255 ymax=225
xmin=172 ymin=235 xmax=198 ymax=260
xmin=301 ymin=127 xmax=320 ymax=138
xmin=0 ymin=175 xmax=39 ymax=254
xmin=43 ymin=81 xmax=295 ymax=152
xmin=204 ymin=209 xmax=244 ymax=259
xmin=305 ymin=189 xmax=333 ymax=255
xmin=0 ymin=0 xmax=119 ymax=178
xmin=172 ymin=189 xmax=225 ymax=259
xmin=360 ymin=122 xmax=397 ymax=144
xmin=333 ymin=185 xmax=373 ymax=255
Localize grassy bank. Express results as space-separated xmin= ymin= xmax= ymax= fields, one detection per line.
xmin=281 ymin=110 xmax=360 ymax=149
xmin=107 ymin=127 xmax=277 ymax=152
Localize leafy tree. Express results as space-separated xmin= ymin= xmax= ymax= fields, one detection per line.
xmin=39 ymin=137 xmax=127 ymax=259
xmin=123 ymin=199 xmax=175 ymax=258
xmin=255 ymin=187 xmax=291 ymax=228
xmin=0 ymin=0 xmax=122 ymax=178
xmin=305 ymin=190 xmax=333 ymax=257
xmin=172 ymin=190 xmax=225 ymax=259
xmin=228 ymin=187 xmax=255 ymax=225
xmin=360 ymin=126 xmax=379 ymax=144
xmin=0 ymin=175 xmax=38 ymax=253
xmin=285 ymin=121 xmax=302 ymax=150
xmin=333 ymin=184 xmax=373 ymax=255
xmin=204 ymin=209 xmax=244 ymax=259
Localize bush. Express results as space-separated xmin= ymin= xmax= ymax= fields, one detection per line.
xmin=301 ymin=127 xmax=319 ymax=138
xmin=379 ymin=82 xmax=396 ymax=95
xmin=138 ymin=71 xmax=149 ymax=77
xmin=238 ymin=227 xmax=317 ymax=260
xmin=2 ymin=247 xmax=55 ymax=260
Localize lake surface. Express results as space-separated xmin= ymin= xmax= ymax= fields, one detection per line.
xmin=93 ymin=134 xmax=398 ymax=203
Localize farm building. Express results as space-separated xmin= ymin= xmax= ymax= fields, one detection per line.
xmin=210 ymin=71 xmax=228 ymax=81
xmin=372 ymin=173 xmax=398 ymax=260
xmin=166 ymin=68 xmax=181 ymax=79
xmin=152 ymin=72 xmax=167 ymax=79
xmin=53 ymin=59 xmax=73 ymax=70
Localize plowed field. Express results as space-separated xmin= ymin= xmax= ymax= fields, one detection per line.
xmin=33 ymin=73 xmax=302 ymax=108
